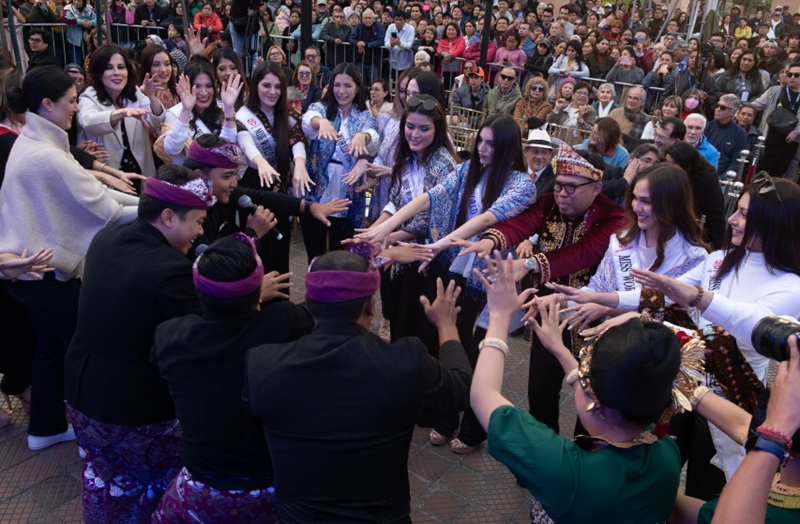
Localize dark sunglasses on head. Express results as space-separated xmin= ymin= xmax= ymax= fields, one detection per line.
xmin=407 ymin=95 xmax=437 ymax=111
xmin=752 ymin=171 xmax=782 ymax=206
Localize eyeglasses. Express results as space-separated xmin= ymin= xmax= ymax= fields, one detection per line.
xmin=574 ymin=90 xmax=589 ymax=96
xmin=305 ymin=54 xmax=318 ymax=60
xmin=530 ymin=85 xmax=545 ymax=91
xmin=787 ymin=72 xmax=800 ymax=78
xmin=499 ymin=74 xmax=515 ymax=81
xmin=716 ymin=104 xmax=730 ymax=111
xmin=627 ymin=95 xmax=643 ymax=101
xmin=297 ymin=70 xmax=311 ymax=76
xmin=369 ymin=86 xmax=384 ymax=92
xmin=463 ymin=66 xmax=473 ymax=71
xmin=407 ymin=95 xmax=437 ymax=110
xmin=752 ymin=171 xmax=783 ymax=206
xmin=553 ymin=179 xmax=595 ymax=194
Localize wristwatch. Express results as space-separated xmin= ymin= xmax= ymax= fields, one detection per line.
xmin=303 ymin=199 xmax=315 ymax=214
xmin=523 ymin=257 xmax=538 ymax=273
xmin=745 ymin=434 xmax=790 ymax=465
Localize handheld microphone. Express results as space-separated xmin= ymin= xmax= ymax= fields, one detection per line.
xmin=238 ymin=195 xmax=283 ymax=241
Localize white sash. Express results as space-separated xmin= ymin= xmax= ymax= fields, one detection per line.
xmin=236 ymin=106 xmax=278 ymax=168
xmin=609 ymin=235 xmax=641 ymax=292
xmin=696 ymin=250 xmax=750 ymax=481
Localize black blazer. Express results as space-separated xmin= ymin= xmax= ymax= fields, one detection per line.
xmin=65 ymin=218 xmax=202 ymax=426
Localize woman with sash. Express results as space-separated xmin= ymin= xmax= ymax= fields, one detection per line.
xmin=300 ymin=62 xmax=379 ymax=262
xmin=542 ymin=164 xmax=708 ymax=332
xmin=236 ymin=61 xmax=313 ymax=274
xmin=161 ymin=57 xmax=242 ymax=165
xmin=370 ymin=95 xmax=458 ymax=342
xmin=355 ymin=114 xmax=536 ymax=454
xmin=594 ymin=174 xmax=800 ymax=501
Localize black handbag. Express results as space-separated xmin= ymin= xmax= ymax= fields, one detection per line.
xmin=767 ymin=105 xmax=799 ymax=136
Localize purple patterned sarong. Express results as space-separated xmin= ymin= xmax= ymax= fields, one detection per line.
xmin=151 ymin=467 xmax=277 ymax=523
xmin=67 ymin=404 xmax=182 ymax=524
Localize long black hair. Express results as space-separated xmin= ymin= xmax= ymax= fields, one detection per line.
xmin=212 ymin=47 xmax=247 ymax=110
xmin=87 ymin=44 xmax=138 ymax=107
xmin=455 ymin=114 xmax=526 ymax=227
xmin=246 ymin=61 xmax=291 ymax=178
xmin=139 ymin=44 xmax=178 ymax=103
xmin=390 ymin=94 xmax=456 ymax=192
xmin=717 ymin=176 xmax=800 ymax=279
xmin=321 ymin=62 xmax=367 ymax=121
xmin=183 ymin=57 xmax=223 ymax=135
xmin=567 ymin=39 xmax=586 ymax=68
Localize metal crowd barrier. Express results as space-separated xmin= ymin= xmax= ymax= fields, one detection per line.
xmin=16 ymin=23 xmax=78 ymax=71
xmin=109 ymin=23 xmax=168 ymax=46
xmin=267 ymin=34 xmax=396 ymax=89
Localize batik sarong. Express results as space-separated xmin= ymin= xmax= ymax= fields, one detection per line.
xmin=152 ymin=467 xmax=277 ymax=523
xmin=66 ymin=404 xmax=182 ymax=524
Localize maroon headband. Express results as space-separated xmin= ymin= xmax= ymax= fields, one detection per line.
xmin=143 ymin=177 xmax=215 ymax=209
xmin=193 ymin=233 xmax=264 ymax=298
xmin=305 ymin=242 xmax=381 ymax=303
xmin=187 ymin=139 xmax=245 ymax=169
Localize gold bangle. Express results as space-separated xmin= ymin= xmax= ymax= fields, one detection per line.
xmin=478 ymin=337 xmax=509 ymax=356
xmin=224 ymin=116 xmax=236 ymax=122
xmin=566 ymin=368 xmax=579 ymax=386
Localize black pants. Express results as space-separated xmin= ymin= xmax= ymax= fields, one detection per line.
xmin=299 ymin=214 xmax=354 ymax=264
xmin=668 ymin=411 xmax=727 ymax=501
xmin=762 ymin=133 xmax=800 ymax=178
xmin=4 ymin=277 xmax=81 ymax=436
xmin=434 ymin=274 xmax=487 ymax=447
xmin=0 ymin=285 xmax=35 ymax=396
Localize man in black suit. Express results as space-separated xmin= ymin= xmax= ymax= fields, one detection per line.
xmin=134 ymin=0 xmax=169 ymax=26
xmin=64 ymin=165 xmax=215 ymax=523
xmin=246 ymin=248 xmax=472 ymax=523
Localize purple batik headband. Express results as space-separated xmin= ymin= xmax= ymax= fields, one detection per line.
xmin=305 ymin=243 xmax=381 ymax=303
xmin=143 ymin=177 xmax=216 ymax=208
xmin=193 ymin=233 xmax=264 ymax=298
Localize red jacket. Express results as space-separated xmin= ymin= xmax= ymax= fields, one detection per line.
xmin=484 ymin=193 xmax=625 ymax=286
xmin=193 ymin=11 xmax=223 ymax=40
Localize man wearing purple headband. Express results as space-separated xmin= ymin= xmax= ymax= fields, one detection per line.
xmin=184 ymin=135 xmax=350 ymax=273
xmin=246 ymin=245 xmax=472 ymax=523
xmin=64 ymin=165 xmax=215 ymax=523
xmin=151 ymin=233 xmax=314 ymax=522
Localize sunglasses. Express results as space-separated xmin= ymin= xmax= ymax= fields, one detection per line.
xmin=499 ymin=74 xmax=515 ymax=81
xmin=716 ymin=104 xmax=730 ymax=111
xmin=530 ymin=85 xmax=545 ymax=91
xmin=752 ymin=171 xmax=783 ymax=206
xmin=407 ymin=95 xmax=437 ymax=111
xmin=787 ymin=72 xmax=800 ymax=78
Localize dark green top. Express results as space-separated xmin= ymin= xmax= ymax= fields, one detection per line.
xmin=699 ymin=495 xmax=799 ymax=523
xmin=487 ymin=405 xmax=681 ymax=523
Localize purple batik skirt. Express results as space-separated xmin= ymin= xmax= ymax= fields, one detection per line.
xmin=151 ymin=467 xmax=277 ymax=523
xmin=67 ymin=404 xmax=182 ymax=524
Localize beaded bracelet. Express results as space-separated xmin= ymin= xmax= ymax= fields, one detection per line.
xmin=758 ymin=425 xmax=794 ymax=451
xmin=479 ymin=337 xmax=509 ymax=356
xmin=688 ymin=285 xmax=704 ymax=308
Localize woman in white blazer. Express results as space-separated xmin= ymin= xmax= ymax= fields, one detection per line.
xmin=78 ymin=45 xmax=164 ymax=179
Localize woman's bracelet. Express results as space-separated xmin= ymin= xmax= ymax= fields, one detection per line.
xmin=565 ymin=368 xmax=579 ymax=386
xmin=688 ymin=285 xmax=704 ymax=308
xmin=757 ymin=425 xmax=794 ymax=451
xmin=478 ymin=337 xmax=509 ymax=356
xmin=99 ymin=163 xmax=107 ymax=174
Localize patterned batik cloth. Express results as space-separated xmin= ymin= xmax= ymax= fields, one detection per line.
xmin=66 ymin=404 xmax=182 ymax=524
xmin=151 ymin=467 xmax=278 ymax=523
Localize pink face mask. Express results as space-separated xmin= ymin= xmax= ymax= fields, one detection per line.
xmin=685 ymin=97 xmax=700 ymax=110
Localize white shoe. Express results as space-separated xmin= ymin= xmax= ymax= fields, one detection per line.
xmin=28 ymin=425 xmax=76 ymax=451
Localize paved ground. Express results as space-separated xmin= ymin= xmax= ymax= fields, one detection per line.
xmin=0 ymin=234 xmax=581 ymax=523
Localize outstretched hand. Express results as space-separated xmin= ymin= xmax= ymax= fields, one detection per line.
xmin=0 ymin=249 xmax=54 ymax=280
xmin=473 ymin=251 xmax=535 ymax=320
xmin=421 ymin=277 xmax=461 ymax=329
xmin=631 ymin=268 xmax=699 ymax=307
